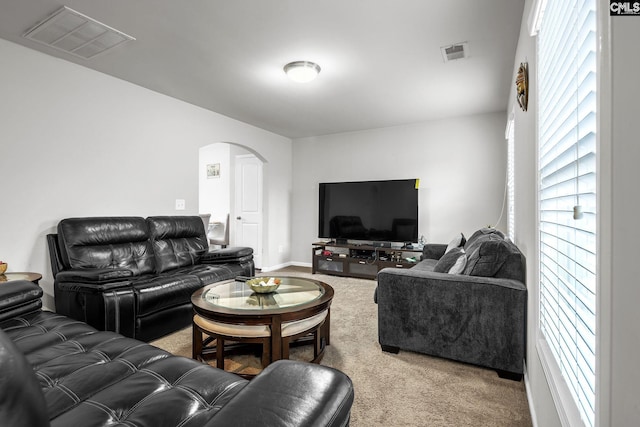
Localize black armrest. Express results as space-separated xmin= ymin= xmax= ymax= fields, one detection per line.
xmin=56 ymin=268 xmax=134 ymax=284
xmin=47 ymin=233 xmax=65 ymax=277
xmin=0 ymin=280 xmax=43 ymax=322
xmin=207 ymin=360 xmax=354 ymax=427
xmin=422 ymin=243 xmax=447 ymax=260
xmin=377 ymin=268 xmax=527 ymax=374
xmin=200 ymin=247 xmax=253 ymax=264
xmin=0 ymin=329 xmax=50 ymax=427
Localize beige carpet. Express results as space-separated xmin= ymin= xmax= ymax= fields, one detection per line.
xmin=152 ymin=268 xmax=532 ymax=427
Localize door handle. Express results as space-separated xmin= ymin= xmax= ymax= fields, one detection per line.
xmin=236 ymin=216 xmax=242 ymax=220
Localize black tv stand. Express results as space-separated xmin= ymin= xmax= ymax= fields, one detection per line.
xmin=311 ymin=242 xmax=422 ymax=280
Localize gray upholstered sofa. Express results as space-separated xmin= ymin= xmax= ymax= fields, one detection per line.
xmin=376 ymin=228 xmax=527 ymax=380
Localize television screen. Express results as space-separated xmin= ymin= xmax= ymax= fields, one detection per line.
xmin=318 ymin=179 xmax=418 ymax=242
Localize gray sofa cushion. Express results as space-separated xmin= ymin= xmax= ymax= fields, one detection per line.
xmin=412 ymin=259 xmax=438 ymax=271
xmin=434 ymin=247 xmax=466 ymax=273
xmin=464 ymin=228 xmax=505 ymax=250
xmin=422 ymin=244 xmax=447 ymax=260
xmin=463 ymin=236 xmax=509 ymax=277
xmin=462 ymin=229 xmax=524 ymax=281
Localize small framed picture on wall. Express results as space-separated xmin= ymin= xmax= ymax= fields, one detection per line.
xmin=207 ymin=163 xmax=220 ymax=179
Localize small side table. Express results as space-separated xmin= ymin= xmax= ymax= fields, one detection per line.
xmin=0 ymin=272 xmax=42 ymax=284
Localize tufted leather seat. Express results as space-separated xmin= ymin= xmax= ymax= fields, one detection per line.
xmin=48 ymin=216 xmax=255 ymax=341
xmin=0 ymin=281 xmax=354 ymax=427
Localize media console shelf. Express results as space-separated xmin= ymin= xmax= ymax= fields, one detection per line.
xmin=311 ymin=242 xmax=423 ymax=280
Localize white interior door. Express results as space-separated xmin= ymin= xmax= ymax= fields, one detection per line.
xmin=234 ymin=154 xmax=263 ymax=269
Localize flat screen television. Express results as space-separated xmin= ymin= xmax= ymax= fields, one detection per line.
xmin=318 ymin=179 xmax=419 ymax=243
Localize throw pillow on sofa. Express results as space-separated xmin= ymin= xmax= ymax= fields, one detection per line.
xmin=434 ymin=247 xmax=467 ymax=273
xmin=463 ymin=236 xmax=510 ymax=277
xmin=448 ymin=251 xmax=468 ymax=274
xmin=463 ymin=228 xmax=505 ymax=251
xmin=445 ymin=233 xmax=466 ymax=253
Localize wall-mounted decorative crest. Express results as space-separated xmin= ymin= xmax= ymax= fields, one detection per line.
xmin=516 ymin=62 xmax=529 ymax=112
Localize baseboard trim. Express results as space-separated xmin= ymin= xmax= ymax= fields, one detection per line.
xmin=523 ymin=360 xmax=539 ymax=427
xmin=260 ymin=262 xmax=291 ymax=272
xmin=290 ymin=261 xmax=312 ymax=268
xmin=260 ymin=261 xmax=312 ymax=272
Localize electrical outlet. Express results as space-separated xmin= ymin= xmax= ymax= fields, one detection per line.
xmin=278 ymin=245 xmax=284 ymax=253
xmin=175 ymin=199 xmax=186 ymax=210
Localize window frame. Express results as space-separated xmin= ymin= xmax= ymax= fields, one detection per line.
xmin=531 ymin=0 xmax=601 ymax=426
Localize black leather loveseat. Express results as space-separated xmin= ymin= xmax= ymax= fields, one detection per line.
xmin=47 ymin=216 xmax=254 ymax=342
xmin=0 ymin=280 xmax=354 ymax=427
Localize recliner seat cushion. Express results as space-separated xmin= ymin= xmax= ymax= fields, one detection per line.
xmin=171 ymin=263 xmax=253 ymax=285
xmin=57 ymin=217 xmax=155 ymax=276
xmin=131 ymin=264 xmax=257 ymax=319
xmin=201 ymin=247 xmax=253 ymax=262
xmin=131 ymin=274 xmax=202 ymax=316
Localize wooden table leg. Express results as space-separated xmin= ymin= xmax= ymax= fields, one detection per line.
xmin=271 ymin=316 xmax=282 ymax=362
xmin=192 ymin=324 xmax=203 ymax=360
xmin=324 ymin=308 xmax=331 ymax=346
xmin=314 ymin=326 xmax=321 ymax=359
xmin=216 ymin=337 xmax=224 ymax=369
xmin=261 ymin=339 xmax=271 ymax=367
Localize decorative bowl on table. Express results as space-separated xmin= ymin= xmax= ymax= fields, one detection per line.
xmin=246 ymin=277 xmax=281 ymax=294
xmin=0 ymin=262 xmax=7 ymax=275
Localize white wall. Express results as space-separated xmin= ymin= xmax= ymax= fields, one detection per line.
xmin=507 ymin=1 xmax=640 ymax=426
xmin=609 ymin=10 xmax=640 ymax=427
xmin=506 ymin=1 xmax=562 ymax=425
xmin=290 ymin=112 xmax=508 ymax=265
xmin=0 ymin=39 xmax=292 ymax=309
xmin=199 ymin=143 xmax=232 ymax=220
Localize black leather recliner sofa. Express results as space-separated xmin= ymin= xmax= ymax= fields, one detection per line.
xmin=47 ymin=216 xmax=254 ymax=342
xmin=0 ymin=280 xmax=354 ymax=427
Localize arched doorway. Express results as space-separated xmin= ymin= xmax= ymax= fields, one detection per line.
xmin=198 ymin=142 xmax=266 ymax=269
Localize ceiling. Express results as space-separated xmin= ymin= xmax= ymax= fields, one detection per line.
xmin=0 ymin=0 xmax=525 ymax=139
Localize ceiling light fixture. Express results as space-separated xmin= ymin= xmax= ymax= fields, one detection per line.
xmin=284 ymin=61 xmax=321 ymax=83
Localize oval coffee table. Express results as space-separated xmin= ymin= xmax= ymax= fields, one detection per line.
xmin=0 ymin=272 xmax=42 ymax=284
xmin=191 ymin=276 xmax=334 ymax=376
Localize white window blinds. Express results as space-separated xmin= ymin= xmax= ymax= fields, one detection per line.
xmin=537 ymin=0 xmax=597 ymax=426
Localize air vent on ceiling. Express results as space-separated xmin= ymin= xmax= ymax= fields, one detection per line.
xmin=23 ymin=6 xmax=135 ymax=60
xmin=441 ymin=42 xmax=469 ymax=62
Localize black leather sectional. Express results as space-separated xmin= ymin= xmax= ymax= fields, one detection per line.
xmin=0 ymin=280 xmax=354 ymax=427
xmin=47 ymin=216 xmax=254 ymax=342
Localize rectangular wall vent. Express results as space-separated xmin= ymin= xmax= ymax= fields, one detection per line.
xmin=441 ymin=42 xmax=469 ymax=62
xmin=23 ymin=6 xmax=135 ymax=59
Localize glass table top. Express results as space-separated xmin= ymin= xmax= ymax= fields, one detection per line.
xmin=201 ymin=277 xmax=325 ymax=311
